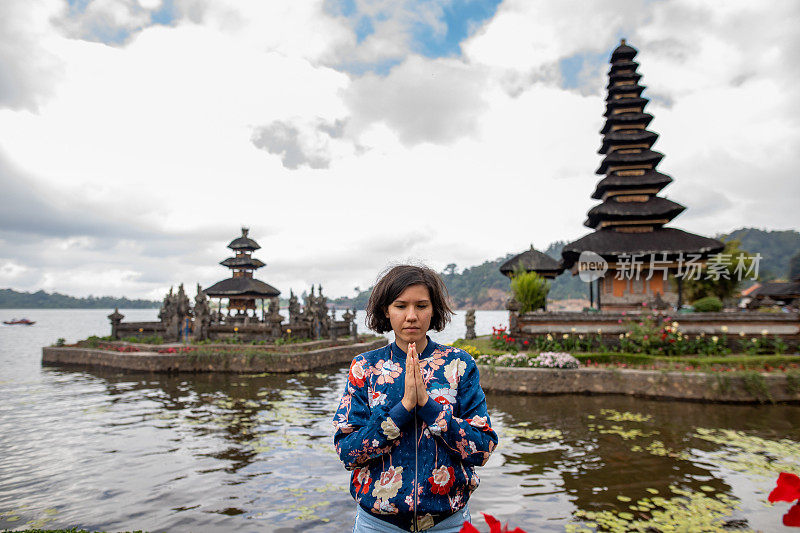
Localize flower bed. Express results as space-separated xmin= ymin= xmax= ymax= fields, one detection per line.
xmin=467 ymin=345 xmax=800 ymax=374
xmin=475 ymin=351 xmax=579 ymax=369
xmin=494 ymin=312 xmax=794 ymax=356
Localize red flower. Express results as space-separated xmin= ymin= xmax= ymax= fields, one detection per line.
xmin=523 ymin=340 xmax=528 ymax=345
xmin=784 ymin=503 xmax=800 ymax=527
xmin=769 ymin=472 xmax=800 ymax=503
xmin=429 ymin=466 xmax=455 ymax=495
xmin=352 ymin=467 xmax=372 ymax=495
xmin=459 ymin=513 xmax=528 ymax=533
xmin=348 ymin=359 xmax=366 ymax=387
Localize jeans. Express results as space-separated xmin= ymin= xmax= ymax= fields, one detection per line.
xmin=353 ymin=505 xmax=471 ymax=533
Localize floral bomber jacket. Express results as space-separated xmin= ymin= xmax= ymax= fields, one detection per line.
xmin=333 ymin=338 xmax=498 ymax=531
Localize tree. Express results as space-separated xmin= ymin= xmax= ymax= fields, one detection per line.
xmin=789 ymin=250 xmax=800 ymax=281
xmin=680 ymin=239 xmax=757 ymax=302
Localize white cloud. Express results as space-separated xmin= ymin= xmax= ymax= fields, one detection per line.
xmin=0 ymin=0 xmax=797 ymax=300
xmin=345 ymin=55 xmax=488 ymax=145
xmin=0 ymin=0 xmax=64 ymax=111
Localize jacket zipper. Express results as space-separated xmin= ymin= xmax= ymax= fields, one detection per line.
xmin=413 ymin=406 xmax=418 ymax=532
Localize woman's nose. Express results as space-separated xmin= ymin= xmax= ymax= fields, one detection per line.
xmin=406 ymin=307 xmax=417 ymax=321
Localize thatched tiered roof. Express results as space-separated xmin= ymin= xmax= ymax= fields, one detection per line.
xmin=562 ymin=39 xmax=723 ymax=269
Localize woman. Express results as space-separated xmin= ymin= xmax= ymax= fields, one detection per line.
xmin=333 ymin=265 xmax=498 ymax=532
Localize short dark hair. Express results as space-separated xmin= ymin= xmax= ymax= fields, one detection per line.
xmin=366 ymin=265 xmax=454 ymax=333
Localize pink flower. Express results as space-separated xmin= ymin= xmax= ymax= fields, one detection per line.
xmin=372 ymin=466 xmax=403 ymax=499
xmin=372 ymin=359 xmax=402 ymax=385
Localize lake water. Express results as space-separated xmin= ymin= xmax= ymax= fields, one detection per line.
xmin=1 ymin=309 xmax=799 ymax=532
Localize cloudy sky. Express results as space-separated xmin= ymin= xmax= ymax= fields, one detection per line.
xmin=1 ymin=0 xmax=798 ymax=300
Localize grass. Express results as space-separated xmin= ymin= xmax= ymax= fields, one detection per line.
xmin=573 ymin=353 xmax=800 ymax=371
xmin=453 ymin=336 xmax=504 ymax=356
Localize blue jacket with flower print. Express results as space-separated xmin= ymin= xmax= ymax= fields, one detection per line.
xmin=333 ymin=337 xmax=498 ymax=532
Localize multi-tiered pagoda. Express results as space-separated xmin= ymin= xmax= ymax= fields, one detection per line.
xmin=205 ymin=228 xmax=280 ymax=317
xmin=561 ymin=40 xmax=723 ymax=311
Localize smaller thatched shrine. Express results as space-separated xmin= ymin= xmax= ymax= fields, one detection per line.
xmin=204 ymin=227 xmax=280 ymax=318
xmin=499 ymin=246 xmax=564 ymax=279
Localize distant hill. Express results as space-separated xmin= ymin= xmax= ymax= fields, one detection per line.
xmin=718 ymin=228 xmax=800 ymax=280
xmin=332 ymin=227 xmax=800 ymax=310
xmin=0 ymin=288 xmax=159 ymax=309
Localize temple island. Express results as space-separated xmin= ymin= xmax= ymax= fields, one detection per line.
xmin=42 ymin=228 xmax=385 ymax=373
xmin=500 ymin=40 xmax=799 ymax=351
xmin=110 ymin=227 xmax=357 ymax=343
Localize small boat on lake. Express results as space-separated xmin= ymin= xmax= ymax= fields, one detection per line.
xmin=3 ymin=318 xmax=36 ymax=325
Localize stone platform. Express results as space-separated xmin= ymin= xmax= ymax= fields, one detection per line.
xmin=42 ymin=338 xmax=386 ymax=373
xmin=478 ymin=365 xmax=800 ymax=403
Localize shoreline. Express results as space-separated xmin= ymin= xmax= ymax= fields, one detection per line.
xmin=41 ymin=339 xmax=386 ymax=374
xmin=478 ymin=365 xmax=800 ymax=404
xmin=40 ymin=342 xmax=799 ymax=403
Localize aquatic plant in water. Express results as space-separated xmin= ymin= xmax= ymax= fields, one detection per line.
xmin=503 ymin=426 xmax=563 ymax=441
xmin=565 ymin=486 xmax=749 ymax=532
xmin=597 ymin=409 xmax=652 ymax=423
xmin=693 ymin=428 xmax=800 ymax=478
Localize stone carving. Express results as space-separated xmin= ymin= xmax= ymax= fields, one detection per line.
xmin=108 ymin=308 xmax=124 ymax=339
xmin=288 ymin=289 xmax=301 ymax=325
xmin=341 ymin=308 xmax=356 ymax=343
xmin=301 ymin=284 xmax=331 ymax=339
xmin=194 ymin=284 xmax=211 ymax=341
xmin=506 ymin=297 xmax=520 ymax=335
xmin=268 ymin=296 xmax=283 ymax=337
xmin=157 ymin=284 xmax=192 ymax=341
xmin=465 ymin=309 xmax=476 ymax=340
xmin=651 ymin=292 xmax=669 ymax=311
xmin=158 ymin=287 xmax=174 ymax=323
xmin=176 ymin=283 xmax=191 ymax=317
xmin=329 ymin=307 xmax=338 ymax=340
xmin=350 ymin=308 xmax=358 ymax=341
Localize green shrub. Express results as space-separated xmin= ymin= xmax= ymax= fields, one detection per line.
xmin=510 ymin=266 xmax=550 ymax=313
xmin=692 ymin=296 xmax=723 ymax=312
xmin=85 ymin=335 xmax=101 ymax=348
xmin=121 ymin=335 xmax=164 ymax=345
